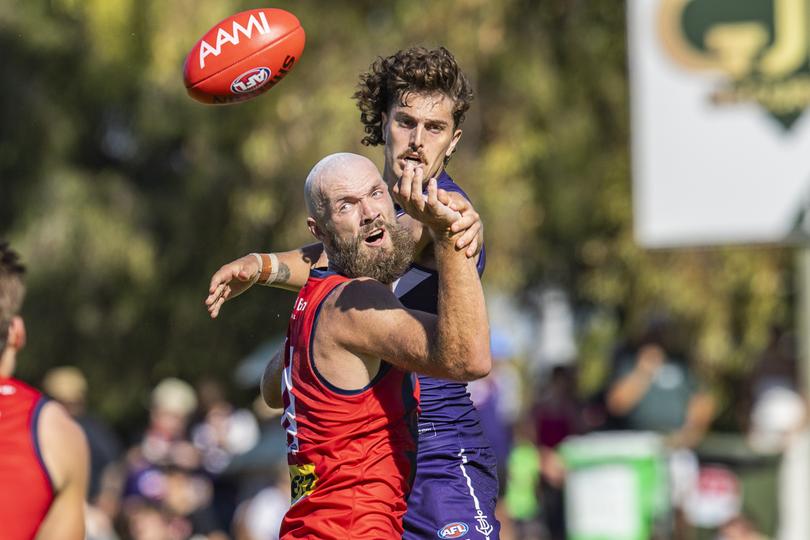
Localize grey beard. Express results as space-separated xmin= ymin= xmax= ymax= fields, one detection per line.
xmin=326 ymin=219 xmax=415 ymax=285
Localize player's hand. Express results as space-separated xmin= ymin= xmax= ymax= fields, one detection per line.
xmin=392 ymin=161 xmax=428 ymax=213
xmin=393 ymin=163 xmax=459 ymax=229
xmin=205 ymin=254 xmax=260 ymax=319
xmin=447 ymin=195 xmax=483 ymax=258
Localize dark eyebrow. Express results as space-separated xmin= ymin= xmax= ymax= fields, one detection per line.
xmin=426 ymin=119 xmax=449 ymax=128
xmin=395 ymin=110 xmax=448 ymax=129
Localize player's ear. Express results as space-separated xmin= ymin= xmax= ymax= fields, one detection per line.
xmin=7 ymin=317 xmax=25 ymax=351
xmin=446 ymin=128 xmax=462 ymax=159
xmin=307 ymin=217 xmax=324 ymax=242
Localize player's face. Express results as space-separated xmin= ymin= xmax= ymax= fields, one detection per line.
xmin=319 ymin=169 xmax=414 ymax=284
xmin=324 ymin=169 xmax=397 ymax=252
xmin=381 ymin=91 xmax=462 ymax=187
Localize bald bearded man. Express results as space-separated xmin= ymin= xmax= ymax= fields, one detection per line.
xmin=262 ymin=153 xmax=491 ymax=539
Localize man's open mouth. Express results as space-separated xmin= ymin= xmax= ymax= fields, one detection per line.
xmin=401 ymin=154 xmax=424 ymax=166
xmin=364 ymin=228 xmax=386 ymax=246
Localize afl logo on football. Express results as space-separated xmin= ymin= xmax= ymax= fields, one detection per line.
xmin=437 ymin=522 xmax=469 ymax=538
xmin=230 ymin=67 xmax=271 ymax=94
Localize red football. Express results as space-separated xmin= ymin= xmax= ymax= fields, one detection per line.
xmin=183 ymin=8 xmax=305 ymax=105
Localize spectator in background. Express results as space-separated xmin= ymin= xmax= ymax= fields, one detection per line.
xmin=746 ymin=327 xmax=806 ymax=454
xmin=605 ymin=317 xmax=715 ymax=449
xmin=129 ymin=377 xmax=200 ymax=472
xmin=43 ymin=365 xmax=124 ymax=540
xmin=122 ymin=377 xmax=226 ymax=540
xmin=192 ymin=378 xmax=260 ymax=531
xmin=606 ymin=316 xmax=714 ymax=537
xmin=503 ymin=416 xmax=545 ymax=540
xmin=531 ymin=365 xmax=584 ymax=540
xmin=192 ymin=378 xmax=260 ymax=475
xmin=232 ymin=462 xmax=290 ymax=540
xmin=0 ymin=241 xmax=89 ymax=540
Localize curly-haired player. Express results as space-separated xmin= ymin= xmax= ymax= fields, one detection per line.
xmin=207 ymin=47 xmax=500 ymax=539
xmin=0 ymin=242 xmax=89 ymax=540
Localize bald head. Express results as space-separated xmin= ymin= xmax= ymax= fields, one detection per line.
xmin=304 ymin=153 xmax=380 ymax=222
xmin=303 ymin=153 xmax=413 ymax=284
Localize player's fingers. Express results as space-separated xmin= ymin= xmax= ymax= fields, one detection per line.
xmin=436 ymin=187 xmax=453 ymax=207
xmin=209 ymin=270 xmax=226 ymax=294
xmin=221 ymin=284 xmax=232 ymax=301
xmin=210 ymin=263 xmax=243 ymax=291
xmin=209 ymin=298 xmax=223 ymax=319
xmin=451 ymin=211 xmax=480 ymax=234
xmin=465 ymin=236 xmax=481 ymax=258
xmin=409 ymin=167 xmax=426 ymax=211
xmin=450 ymin=202 xmax=479 ymax=230
xmin=398 ymin=163 xmax=414 ymax=201
xmin=205 ymin=282 xmax=226 ymax=306
xmin=208 ymin=292 xmax=225 ymax=316
xmin=456 ymin=221 xmax=482 ymax=249
xmin=426 ymin=177 xmax=438 ymax=208
xmin=448 ymin=194 xmax=469 ymax=212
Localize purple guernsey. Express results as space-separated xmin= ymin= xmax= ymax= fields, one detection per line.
xmin=395 ymin=171 xmax=500 ymax=540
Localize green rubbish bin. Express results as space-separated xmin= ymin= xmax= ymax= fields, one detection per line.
xmin=559 ymin=432 xmax=669 ymax=540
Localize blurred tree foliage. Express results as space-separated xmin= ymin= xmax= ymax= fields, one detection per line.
xmin=0 ymin=0 xmax=792 ymax=429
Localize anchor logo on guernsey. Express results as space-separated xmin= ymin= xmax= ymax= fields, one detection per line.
xmin=474 ymin=510 xmax=494 ymax=537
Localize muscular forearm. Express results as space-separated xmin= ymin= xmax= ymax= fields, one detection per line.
xmin=431 ymin=232 xmax=491 ymax=380
xmin=264 ymin=244 xmax=327 ymax=292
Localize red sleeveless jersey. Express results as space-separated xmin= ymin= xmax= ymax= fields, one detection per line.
xmin=0 ymin=377 xmax=54 ymax=540
xmin=279 ymin=269 xmax=419 ymax=539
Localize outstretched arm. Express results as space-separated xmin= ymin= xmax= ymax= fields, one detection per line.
xmin=205 ymin=244 xmax=326 ymax=318
xmin=206 ymin=168 xmax=483 ymax=318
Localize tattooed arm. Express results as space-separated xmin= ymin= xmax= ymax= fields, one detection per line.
xmin=205 ymin=244 xmax=327 ymax=319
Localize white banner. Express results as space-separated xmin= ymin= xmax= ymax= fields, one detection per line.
xmin=629 ymin=0 xmax=810 ymax=247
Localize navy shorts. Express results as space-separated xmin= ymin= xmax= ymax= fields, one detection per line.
xmin=404 ymin=445 xmax=500 ymax=539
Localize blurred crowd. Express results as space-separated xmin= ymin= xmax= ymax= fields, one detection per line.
xmin=46 ymin=316 xmax=807 ymax=540
xmin=471 ymin=317 xmax=808 ymax=540
xmin=42 ymin=370 xmax=290 ymax=540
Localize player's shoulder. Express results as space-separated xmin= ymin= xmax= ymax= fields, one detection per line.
xmin=436 ymin=171 xmax=471 ymax=200
xmin=325 ymin=277 xmax=398 ymax=311
xmin=38 ymin=401 xmax=88 ymax=491
xmin=39 ymin=401 xmax=86 ymax=451
xmin=317 ymin=278 xmax=402 ymax=344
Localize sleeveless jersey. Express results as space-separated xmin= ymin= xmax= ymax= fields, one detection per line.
xmin=395 ymin=170 xmax=489 ymax=450
xmin=279 ymin=269 xmax=420 ymax=539
xmin=0 ymin=377 xmax=54 ymax=540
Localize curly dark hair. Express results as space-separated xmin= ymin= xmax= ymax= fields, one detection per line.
xmin=354 ymin=46 xmax=474 ymax=147
xmin=0 ymin=241 xmax=25 ymax=351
